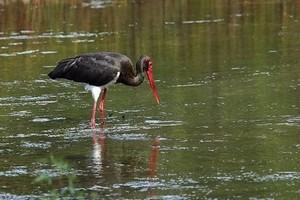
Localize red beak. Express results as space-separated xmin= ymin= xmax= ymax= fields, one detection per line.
xmin=146 ymin=62 xmax=160 ymax=104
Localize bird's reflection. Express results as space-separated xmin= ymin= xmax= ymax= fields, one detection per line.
xmin=90 ymin=122 xmax=161 ymax=186
xmin=149 ymin=136 xmax=160 ymax=178
xmin=147 ymin=136 xmax=160 ymax=198
xmin=91 ymin=123 xmax=106 ymax=176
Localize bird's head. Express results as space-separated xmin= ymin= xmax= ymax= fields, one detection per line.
xmin=138 ymin=55 xmax=160 ymax=104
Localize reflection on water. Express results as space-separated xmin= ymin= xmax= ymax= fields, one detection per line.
xmin=92 ymin=124 xmax=161 ymax=177
xmin=149 ymin=137 xmax=160 ymax=178
xmin=0 ymin=0 xmax=300 ymax=199
xmin=92 ymin=127 xmax=106 ymax=177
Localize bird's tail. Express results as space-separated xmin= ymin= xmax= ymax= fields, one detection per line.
xmin=48 ymin=58 xmax=74 ymax=79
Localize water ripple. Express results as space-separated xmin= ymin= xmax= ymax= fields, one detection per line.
xmin=145 ymin=120 xmax=183 ymax=127
xmin=81 ymin=0 xmax=113 ymax=9
xmin=209 ymin=171 xmax=300 ymax=182
xmin=0 ymin=166 xmax=27 ymax=177
xmin=21 ymin=141 xmax=51 ymax=149
xmin=108 ymin=133 xmax=148 ymax=141
xmin=182 ymin=19 xmax=224 ymax=24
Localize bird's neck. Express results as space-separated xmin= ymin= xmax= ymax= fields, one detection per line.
xmin=131 ymin=71 xmax=145 ymax=86
xmin=131 ymin=58 xmax=147 ymax=86
xmin=133 ymin=56 xmax=148 ymax=85
xmin=118 ymin=61 xmax=145 ymax=86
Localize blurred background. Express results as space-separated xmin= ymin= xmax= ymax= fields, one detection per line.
xmin=0 ymin=0 xmax=299 ymax=199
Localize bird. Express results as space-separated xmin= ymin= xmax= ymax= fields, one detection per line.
xmin=48 ymin=52 xmax=160 ymax=128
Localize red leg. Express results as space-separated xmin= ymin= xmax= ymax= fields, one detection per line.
xmin=99 ymin=88 xmax=107 ymax=124
xmin=100 ymin=122 xmax=106 ymax=151
xmin=90 ymin=101 xmax=97 ymax=128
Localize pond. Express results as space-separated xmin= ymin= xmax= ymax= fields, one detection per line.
xmin=0 ymin=0 xmax=299 ymax=199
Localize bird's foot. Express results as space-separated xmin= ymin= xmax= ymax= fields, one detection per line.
xmin=100 ymin=111 xmax=105 ymax=125
xmin=90 ymin=118 xmax=96 ymax=129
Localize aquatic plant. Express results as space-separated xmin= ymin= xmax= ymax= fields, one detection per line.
xmin=33 ymin=154 xmax=97 ymax=199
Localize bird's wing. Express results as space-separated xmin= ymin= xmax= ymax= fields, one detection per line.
xmin=49 ymin=54 xmax=120 ymax=87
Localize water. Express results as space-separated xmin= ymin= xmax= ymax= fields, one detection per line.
xmin=0 ymin=0 xmax=299 ymax=199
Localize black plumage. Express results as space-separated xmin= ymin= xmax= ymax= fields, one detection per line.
xmin=48 ymin=52 xmax=159 ymax=127
xmin=48 ymin=52 xmax=127 ymax=86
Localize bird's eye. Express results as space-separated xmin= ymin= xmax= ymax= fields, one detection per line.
xmin=147 ymin=60 xmax=153 ymax=71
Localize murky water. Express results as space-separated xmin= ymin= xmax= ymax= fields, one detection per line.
xmin=0 ymin=0 xmax=299 ymax=199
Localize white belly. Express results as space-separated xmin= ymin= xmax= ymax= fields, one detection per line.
xmin=84 ymin=72 xmax=120 ymax=102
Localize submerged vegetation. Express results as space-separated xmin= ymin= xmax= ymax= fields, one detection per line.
xmin=34 ymin=155 xmax=98 ymax=199
xmin=34 ymin=155 xmax=80 ymax=199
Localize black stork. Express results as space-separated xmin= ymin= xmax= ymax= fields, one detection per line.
xmin=48 ymin=52 xmax=160 ymax=128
